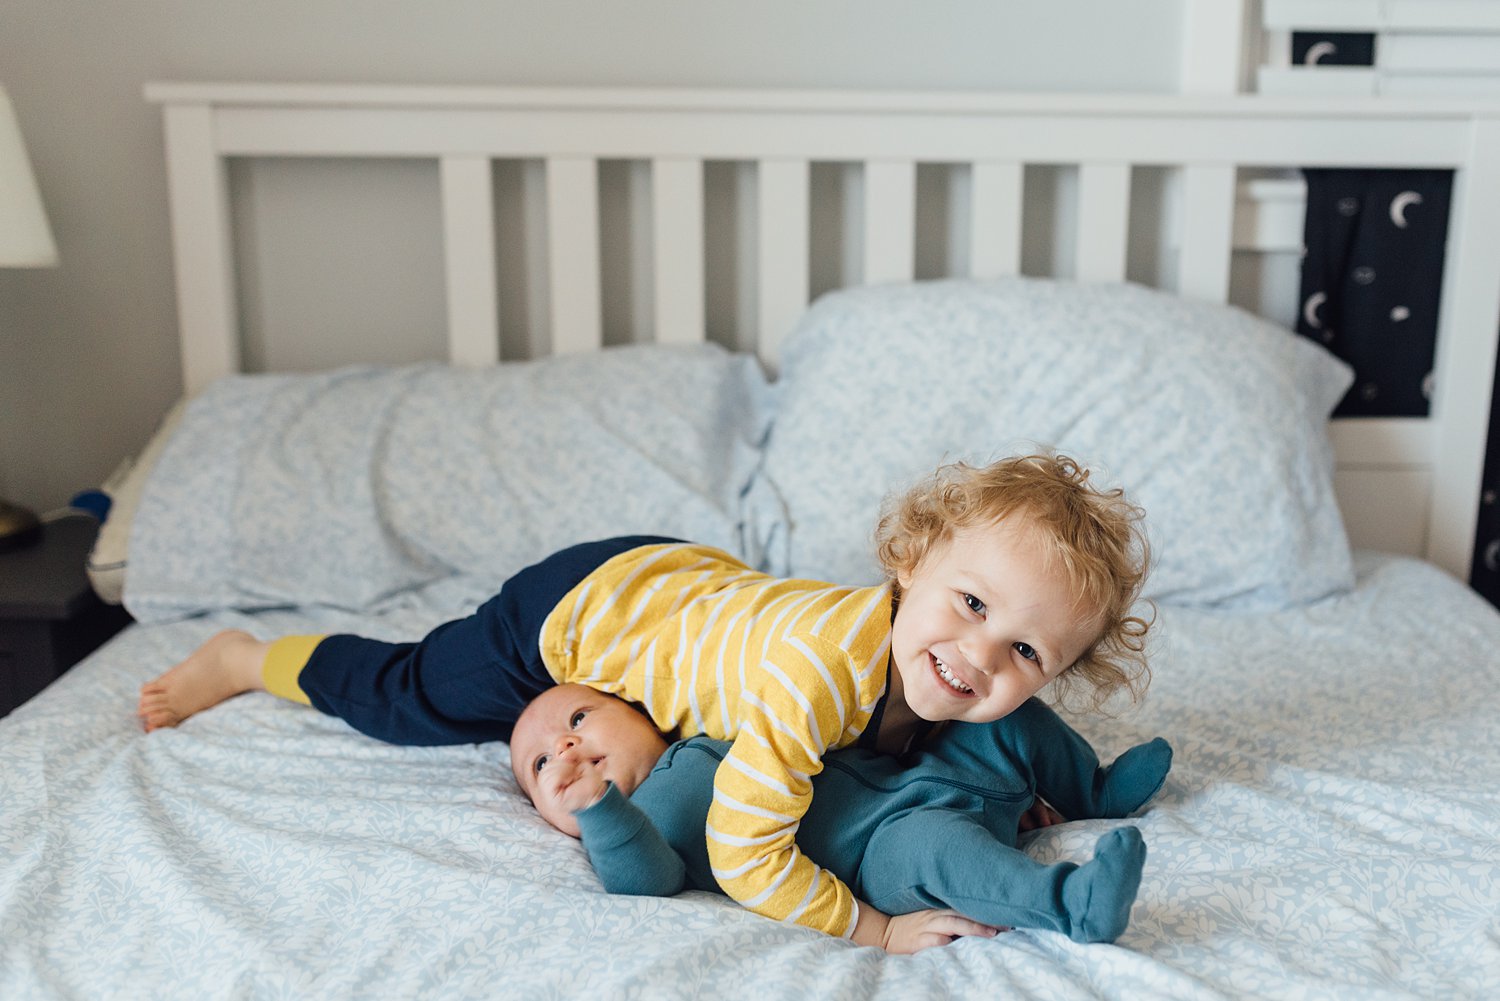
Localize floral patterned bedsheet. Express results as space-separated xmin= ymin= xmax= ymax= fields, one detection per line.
xmin=3 ymin=553 xmax=1497 ymax=1000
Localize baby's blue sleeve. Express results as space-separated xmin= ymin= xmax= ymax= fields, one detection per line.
xmin=574 ymin=783 xmax=687 ymax=896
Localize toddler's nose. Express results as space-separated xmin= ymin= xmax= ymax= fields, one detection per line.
xmin=965 ymin=636 xmax=1003 ymax=675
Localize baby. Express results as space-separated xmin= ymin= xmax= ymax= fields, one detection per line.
xmin=511 ymin=683 xmax=1172 ymax=945
xmin=141 ymin=453 xmax=1152 ymax=951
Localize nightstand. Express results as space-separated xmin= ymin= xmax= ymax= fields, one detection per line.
xmin=0 ymin=514 xmax=132 ymax=717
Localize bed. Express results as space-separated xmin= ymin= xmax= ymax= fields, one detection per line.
xmin=3 ymin=84 xmax=1499 ymax=999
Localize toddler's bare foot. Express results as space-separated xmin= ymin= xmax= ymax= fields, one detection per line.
xmin=138 ymin=629 xmax=270 ymax=731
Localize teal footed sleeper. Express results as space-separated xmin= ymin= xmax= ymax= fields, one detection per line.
xmin=576 ymin=697 xmax=1172 ymax=944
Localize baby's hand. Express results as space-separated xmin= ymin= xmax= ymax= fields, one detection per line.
xmin=882 ymin=909 xmax=1000 ymax=953
xmin=1017 ymin=798 xmax=1066 ymax=832
xmin=556 ymin=770 xmax=610 ymax=817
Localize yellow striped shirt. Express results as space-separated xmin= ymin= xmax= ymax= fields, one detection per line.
xmin=539 ymin=542 xmax=893 ymax=937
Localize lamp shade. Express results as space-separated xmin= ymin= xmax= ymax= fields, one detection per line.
xmin=0 ymin=85 xmax=58 ymax=267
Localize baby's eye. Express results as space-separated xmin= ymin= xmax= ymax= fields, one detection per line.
xmin=1014 ymin=641 xmax=1039 ymax=663
xmin=963 ymin=593 xmax=986 ymax=616
xmin=534 ymin=753 xmax=551 ymax=774
xmin=570 ymin=711 xmax=587 ymax=729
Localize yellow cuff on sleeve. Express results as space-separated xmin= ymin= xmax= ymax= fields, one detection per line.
xmin=261 ymin=635 xmax=326 ymax=706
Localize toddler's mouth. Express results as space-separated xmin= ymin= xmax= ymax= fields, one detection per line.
xmin=931 ymin=653 xmax=975 ymax=695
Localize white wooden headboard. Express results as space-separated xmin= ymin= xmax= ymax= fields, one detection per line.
xmin=143 ymin=82 xmax=1500 ymax=582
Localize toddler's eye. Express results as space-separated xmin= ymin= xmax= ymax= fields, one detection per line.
xmin=1014 ymin=642 xmax=1039 ymax=663
xmin=570 ymin=711 xmax=587 ymax=729
xmin=534 ymin=753 xmax=551 ymax=773
xmin=963 ymin=593 xmax=986 ymax=616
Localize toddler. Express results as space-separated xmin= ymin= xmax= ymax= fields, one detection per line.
xmin=513 ymin=683 xmax=1172 ymax=946
xmin=140 ymin=453 xmax=1151 ymax=951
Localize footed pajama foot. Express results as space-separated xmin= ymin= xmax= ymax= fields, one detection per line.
xmin=1060 ymin=826 xmax=1146 ymax=944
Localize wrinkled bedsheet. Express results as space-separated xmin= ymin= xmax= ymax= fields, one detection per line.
xmin=3 ymin=553 xmax=1498 ymax=1000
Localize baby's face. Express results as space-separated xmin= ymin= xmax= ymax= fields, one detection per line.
xmin=889 ymin=516 xmax=1100 ymax=725
xmin=510 ymin=684 xmax=668 ymax=837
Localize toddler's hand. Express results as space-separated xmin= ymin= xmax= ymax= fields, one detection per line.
xmin=882 ymin=909 xmax=1000 ymax=953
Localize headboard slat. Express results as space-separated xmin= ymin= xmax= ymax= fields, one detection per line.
xmin=756 ymin=158 xmax=811 ymax=369
xmin=162 ymin=103 xmax=240 ymax=395
xmin=439 ymin=155 xmax=500 ymax=365
xmin=1177 ymin=165 xmax=1236 ymax=304
xmin=969 ymin=160 xmax=1024 ymax=279
xmin=650 ymin=158 xmax=706 ymax=346
xmin=1425 ymin=118 xmax=1500 ymax=575
xmin=863 ymin=160 xmax=917 ymax=285
xmin=1076 ymin=162 xmax=1131 ymax=283
xmin=544 ymin=155 xmax=604 ymax=354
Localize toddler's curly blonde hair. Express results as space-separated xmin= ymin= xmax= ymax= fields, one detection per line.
xmin=874 ymin=453 xmax=1152 ymax=714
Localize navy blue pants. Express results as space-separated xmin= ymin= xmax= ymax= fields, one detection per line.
xmin=298 ymin=536 xmax=679 ymax=745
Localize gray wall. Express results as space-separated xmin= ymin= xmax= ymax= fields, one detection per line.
xmin=0 ymin=0 xmax=1186 ymax=511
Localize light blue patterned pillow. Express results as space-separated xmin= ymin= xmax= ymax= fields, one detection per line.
xmin=126 ymin=344 xmax=774 ymax=622
xmin=758 ymin=278 xmax=1355 ymax=610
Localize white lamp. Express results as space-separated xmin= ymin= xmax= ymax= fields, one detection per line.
xmin=0 ymin=84 xmax=59 ymax=552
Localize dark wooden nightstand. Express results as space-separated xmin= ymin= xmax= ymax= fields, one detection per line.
xmin=0 ymin=514 xmax=132 ymax=717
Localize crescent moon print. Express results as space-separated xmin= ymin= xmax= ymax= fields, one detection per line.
xmin=1304 ymin=41 xmax=1338 ymax=65
xmin=1303 ymin=291 xmax=1328 ymax=330
xmin=1390 ymin=191 xmax=1423 ymax=228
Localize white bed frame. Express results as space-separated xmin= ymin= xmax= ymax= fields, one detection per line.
xmin=142 ymin=82 xmax=1500 ymax=582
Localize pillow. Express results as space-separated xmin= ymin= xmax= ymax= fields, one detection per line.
xmin=85 ymin=399 xmax=187 ymax=604
xmin=125 ymin=343 xmax=775 ymax=623
xmin=757 ymin=278 xmax=1355 ymax=610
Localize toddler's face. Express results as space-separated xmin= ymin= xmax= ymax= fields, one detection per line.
xmin=511 ymin=684 xmax=668 ymax=837
xmin=889 ymin=516 xmax=1099 ymax=725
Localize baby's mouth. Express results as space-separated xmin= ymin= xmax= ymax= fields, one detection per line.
xmin=931 ymin=653 xmax=974 ymax=695
xmin=556 ymin=758 xmax=600 ymax=794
